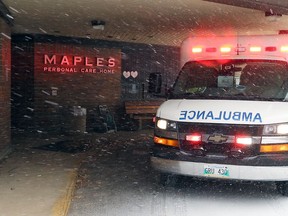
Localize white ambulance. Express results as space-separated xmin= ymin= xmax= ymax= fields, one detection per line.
xmin=151 ymin=35 xmax=288 ymax=196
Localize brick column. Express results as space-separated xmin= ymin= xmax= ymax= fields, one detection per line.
xmin=0 ymin=18 xmax=11 ymax=157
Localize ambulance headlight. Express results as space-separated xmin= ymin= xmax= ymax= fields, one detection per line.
xmin=156 ymin=119 xmax=177 ymax=131
xmin=263 ymin=123 xmax=288 ymax=135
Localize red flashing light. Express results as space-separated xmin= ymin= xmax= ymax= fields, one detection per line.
xmin=281 ymin=46 xmax=288 ymax=52
xmin=206 ymin=47 xmax=217 ymax=52
xmin=186 ymin=133 xmax=202 ymax=143
xmin=250 ymin=46 xmax=261 ymax=52
xmin=192 ymin=47 xmax=202 ymax=53
xmin=265 ymin=46 xmax=277 ymax=52
xmin=220 ymin=47 xmax=231 ymax=53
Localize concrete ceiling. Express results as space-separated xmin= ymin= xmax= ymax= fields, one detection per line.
xmin=2 ymin=0 xmax=288 ymax=46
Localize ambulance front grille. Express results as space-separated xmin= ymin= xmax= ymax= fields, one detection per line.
xmin=177 ymin=122 xmax=263 ymax=157
xmin=177 ymin=122 xmax=262 ymax=136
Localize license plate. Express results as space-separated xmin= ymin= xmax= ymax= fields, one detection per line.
xmin=204 ymin=165 xmax=230 ymax=177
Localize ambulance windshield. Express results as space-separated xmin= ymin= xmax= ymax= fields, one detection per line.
xmin=171 ymin=60 xmax=288 ymax=101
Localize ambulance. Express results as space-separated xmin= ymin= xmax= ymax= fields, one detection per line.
xmin=151 ymin=35 xmax=288 ymax=196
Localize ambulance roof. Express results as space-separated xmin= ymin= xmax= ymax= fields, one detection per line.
xmin=180 ymin=35 xmax=288 ymax=68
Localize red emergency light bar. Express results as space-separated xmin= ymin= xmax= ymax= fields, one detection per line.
xmin=191 ymin=45 xmax=288 ymax=54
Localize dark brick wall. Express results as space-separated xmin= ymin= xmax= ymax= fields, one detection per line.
xmin=11 ymin=34 xmax=180 ymax=133
xmin=121 ymin=45 xmax=179 ymax=100
xmin=11 ymin=39 xmax=34 ymax=129
xmin=33 ymin=42 xmax=122 ymax=132
xmin=0 ymin=19 xmax=11 ymax=153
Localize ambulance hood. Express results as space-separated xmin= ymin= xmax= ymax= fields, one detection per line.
xmin=157 ymin=99 xmax=288 ymax=125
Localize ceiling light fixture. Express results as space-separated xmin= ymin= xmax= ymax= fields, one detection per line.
xmin=265 ymin=9 xmax=282 ymax=22
xmin=91 ymin=20 xmax=105 ymax=30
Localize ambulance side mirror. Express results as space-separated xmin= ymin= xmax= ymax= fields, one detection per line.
xmin=148 ymin=72 xmax=162 ymax=94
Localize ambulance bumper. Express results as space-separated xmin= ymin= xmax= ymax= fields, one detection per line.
xmin=151 ymin=156 xmax=288 ymax=181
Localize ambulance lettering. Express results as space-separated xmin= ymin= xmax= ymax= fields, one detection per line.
xmin=179 ymin=110 xmax=262 ymax=123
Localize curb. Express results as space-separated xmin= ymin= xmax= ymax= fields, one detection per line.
xmin=52 ymin=169 xmax=79 ymax=216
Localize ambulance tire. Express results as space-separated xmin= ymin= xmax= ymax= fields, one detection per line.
xmin=276 ymin=181 xmax=288 ymax=196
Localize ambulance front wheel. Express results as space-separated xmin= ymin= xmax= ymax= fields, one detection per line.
xmin=276 ymin=181 xmax=288 ymax=196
